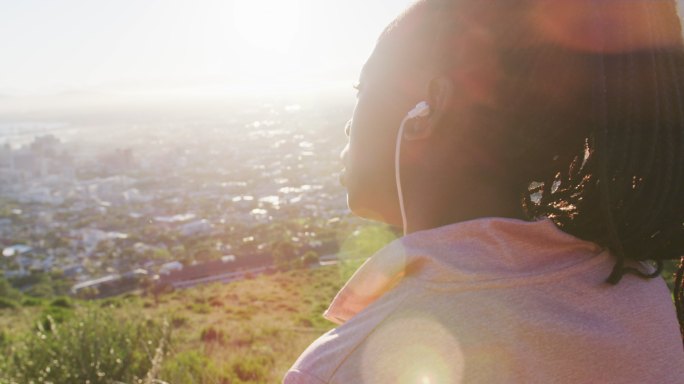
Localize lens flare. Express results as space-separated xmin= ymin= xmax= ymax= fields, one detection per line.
xmin=359 ymin=313 xmax=464 ymax=383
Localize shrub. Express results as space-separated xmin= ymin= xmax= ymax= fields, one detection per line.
xmin=4 ymin=307 xmax=168 ymax=384
xmin=160 ymin=350 xmax=223 ymax=384
xmin=99 ymin=298 xmax=121 ymax=308
xmin=300 ymin=250 xmax=320 ymax=266
xmin=209 ymin=297 xmax=223 ymax=307
xmin=24 ymin=281 xmax=54 ymax=298
xmin=200 ymin=326 xmax=224 ymax=344
xmin=50 ymin=296 xmax=73 ymax=308
xmin=232 ymin=354 xmax=273 ymax=382
xmin=38 ymin=306 xmax=73 ymax=332
xmin=0 ymin=297 xmax=18 ymax=310
xmin=297 ymin=317 xmax=314 ymax=327
xmin=170 ymin=314 xmax=188 ymax=328
xmin=191 ymin=302 xmax=211 ymax=314
xmin=0 ymin=278 xmax=22 ymax=301
xmin=21 ymin=297 xmax=43 ymax=307
xmin=225 ymin=304 xmax=255 ymax=320
xmin=0 ymin=330 xmax=8 ymax=347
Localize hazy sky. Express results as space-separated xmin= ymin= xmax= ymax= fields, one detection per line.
xmin=0 ymin=0 xmax=415 ymax=97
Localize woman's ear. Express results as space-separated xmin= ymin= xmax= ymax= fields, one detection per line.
xmin=428 ymin=75 xmax=456 ymax=126
xmin=402 ymin=76 xmax=455 ymax=141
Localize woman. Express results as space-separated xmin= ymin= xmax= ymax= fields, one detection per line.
xmin=285 ymin=1 xmax=684 ymax=382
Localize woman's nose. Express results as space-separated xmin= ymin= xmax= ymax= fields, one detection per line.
xmin=344 ymin=119 xmax=352 ymax=137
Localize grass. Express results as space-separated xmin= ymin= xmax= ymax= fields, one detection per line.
xmin=0 ymin=265 xmax=351 ymax=384
xmin=148 ymin=266 xmax=348 ymax=383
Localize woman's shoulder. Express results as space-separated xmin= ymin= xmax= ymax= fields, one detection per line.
xmin=284 ymin=281 xmax=417 ymax=383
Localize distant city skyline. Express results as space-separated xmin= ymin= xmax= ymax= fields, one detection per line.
xmin=0 ymin=0 xmax=415 ymax=99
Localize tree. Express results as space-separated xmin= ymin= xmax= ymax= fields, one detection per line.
xmin=271 ymin=240 xmax=296 ymax=271
xmin=300 ymin=250 xmax=320 ymax=267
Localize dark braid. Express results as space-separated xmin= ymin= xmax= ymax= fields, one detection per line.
xmin=675 ymin=257 xmax=684 ymax=337
xmin=673 ymin=257 xmax=684 ymax=335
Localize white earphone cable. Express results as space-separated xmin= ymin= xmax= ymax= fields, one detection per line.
xmin=395 ymin=114 xmax=411 ymax=235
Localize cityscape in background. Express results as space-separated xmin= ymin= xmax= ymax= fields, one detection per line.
xmin=0 ymin=94 xmax=370 ymax=297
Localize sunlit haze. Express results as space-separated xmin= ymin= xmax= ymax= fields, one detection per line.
xmin=0 ymin=0 xmax=414 ymax=101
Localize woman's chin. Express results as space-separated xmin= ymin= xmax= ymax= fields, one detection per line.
xmin=346 ymin=194 xmax=398 ymax=226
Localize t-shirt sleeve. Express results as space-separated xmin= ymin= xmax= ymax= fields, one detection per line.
xmin=283 ymin=369 xmax=327 ymax=384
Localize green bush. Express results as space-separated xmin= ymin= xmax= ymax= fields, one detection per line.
xmin=4 ymin=307 xmax=169 ymax=384
xmin=24 ymin=281 xmax=54 ymax=298
xmin=50 ymin=296 xmax=73 ymax=308
xmin=0 ymin=329 xmax=8 ymax=347
xmin=232 ymin=354 xmax=274 ymax=382
xmin=190 ymin=302 xmax=211 ymax=314
xmin=160 ymin=350 xmax=223 ymax=384
xmin=0 ymin=278 xmax=22 ymax=301
xmin=99 ymin=298 xmax=122 ymax=308
xmin=38 ymin=306 xmax=73 ymax=332
xmin=21 ymin=297 xmax=43 ymax=307
xmin=0 ymin=330 xmax=9 ymax=379
xmin=0 ymin=297 xmax=18 ymax=309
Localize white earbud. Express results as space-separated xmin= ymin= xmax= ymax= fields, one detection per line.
xmin=406 ymin=101 xmax=430 ymax=119
xmin=396 ymin=101 xmax=430 ymax=235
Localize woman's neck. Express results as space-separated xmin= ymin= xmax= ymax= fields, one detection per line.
xmin=402 ymin=181 xmax=526 ymax=234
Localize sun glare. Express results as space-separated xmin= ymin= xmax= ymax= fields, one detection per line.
xmin=233 ymin=0 xmax=301 ymax=54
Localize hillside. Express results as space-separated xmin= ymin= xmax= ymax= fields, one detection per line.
xmin=1 ymin=248 xmax=679 ymax=383
xmin=0 ymin=263 xmax=360 ymax=384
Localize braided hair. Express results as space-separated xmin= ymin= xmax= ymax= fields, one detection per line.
xmin=513 ymin=1 xmax=684 ymax=341
xmin=382 ymin=0 xmax=684 ymax=341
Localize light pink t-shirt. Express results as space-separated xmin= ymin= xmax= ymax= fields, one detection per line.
xmin=284 ymin=217 xmax=684 ymax=383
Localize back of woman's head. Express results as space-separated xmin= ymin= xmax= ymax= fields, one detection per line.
xmin=381 ymin=0 xmax=684 ymax=339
